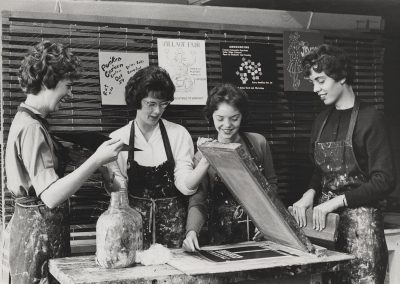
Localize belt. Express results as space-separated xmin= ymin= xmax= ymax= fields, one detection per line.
xmin=129 ymin=194 xmax=179 ymax=245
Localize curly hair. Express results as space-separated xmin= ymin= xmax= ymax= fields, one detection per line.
xmin=18 ymin=41 xmax=81 ymax=95
xmin=204 ymin=83 xmax=249 ymax=126
xmin=302 ymin=44 xmax=354 ymax=85
xmin=125 ymin=66 xmax=175 ymax=109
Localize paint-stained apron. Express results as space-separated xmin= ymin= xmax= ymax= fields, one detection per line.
xmin=209 ymin=133 xmax=263 ymax=245
xmin=314 ymin=100 xmax=388 ymax=284
xmin=127 ymin=120 xmax=187 ymax=249
xmin=0 ymin=106 xmax=70 ymax=284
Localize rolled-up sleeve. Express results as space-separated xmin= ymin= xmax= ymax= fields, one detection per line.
xmin=19 ymin=124 xmax=59 ymax=197
xmin=173 ymin=127 xmax=196 ymax=195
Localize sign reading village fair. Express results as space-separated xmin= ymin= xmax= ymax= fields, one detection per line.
xmin=283 ymin=31 xmax=323 ymax=92
xmin=99 ymin=51 xmax=149 ymax=105
xmin=157 ymin=38 xmax=208 ymax=105
xmin=220 ymin=43 xmax=276 ymax=94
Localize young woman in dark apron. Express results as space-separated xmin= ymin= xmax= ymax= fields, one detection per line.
xmin=183 ymin=83 xmax=278 ymax=252
xmin=0 ymin=41 xmax=124 ymax=284
xmin=105 ymin=66 xmax=209 ymax=249
xmin=292 ymin=44 xmax=394 ymax=284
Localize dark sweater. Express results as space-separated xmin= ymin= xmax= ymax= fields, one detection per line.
xmin=309 ymin=102 xmax=395 ymax=208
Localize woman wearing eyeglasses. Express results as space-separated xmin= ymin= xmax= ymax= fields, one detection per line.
xmin=105 ymin=66 xmax=209 ymax=249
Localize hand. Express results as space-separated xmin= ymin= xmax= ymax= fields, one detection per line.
xmin=292 ymin=189 xmax=315 ymax=228
xmin=313 ymin=196 xmax=343 ymax=231
xmin=182 ymin=231 xmax=200 ymax=252
xmin=93 ymin=139 xmax=125 ymax=165
xmin=196 ymin=137 xmax=214 ymax=148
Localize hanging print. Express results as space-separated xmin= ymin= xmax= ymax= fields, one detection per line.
xmin=99 ymin=51 xmax=149 ymax=105
xmin=283 ymin=31 xmax=323 ymax=92
xmin=157 ymin=38 xmax=208 ymax=105
xmin=220 ymin=42 xmax=276 ymax=94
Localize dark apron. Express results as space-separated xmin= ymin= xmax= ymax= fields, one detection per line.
xmin=209 ymin=133 xmax=263 ymax=245
xmin=127 ymin=120 xmax=187 ymax=249
xmin=314 ymin=100 xmax=388 ymax=284
xmin=1 ymin=106 xmax=71 ymax=284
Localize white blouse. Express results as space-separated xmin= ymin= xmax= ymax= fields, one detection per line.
xmin=105 ymin=119 xmax=196 ymax=195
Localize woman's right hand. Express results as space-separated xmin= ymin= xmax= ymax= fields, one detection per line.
xmin=182 ymin=230 xmax=200 ymax=252
xmin=292 ymin=189 xmax=315 ymax=228
xmin=93 ymin=138 xmax=125 ymax=166
xmin=197 ymin=137 xmax=214 ymax=148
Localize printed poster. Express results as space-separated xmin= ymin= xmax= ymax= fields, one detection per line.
xmin=220 ymin=43 xmax=276 ymax=94
xmin=99 ymin=51 xmax=149 ymax=105
xmin=157 ymin=38 xmax=207 ymax=105
xmin=283 ymin=31 xmax=323 ymax=92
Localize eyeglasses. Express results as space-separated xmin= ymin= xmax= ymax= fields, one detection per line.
xmin=142 ymin=99 xmax=171 ymax=110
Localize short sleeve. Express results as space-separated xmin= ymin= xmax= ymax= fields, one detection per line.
xmin=19 ymin=124 xmax=59 ymax=197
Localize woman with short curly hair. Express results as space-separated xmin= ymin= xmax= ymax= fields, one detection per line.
xmin=292 ymin=44 xmax=394 ymax=283
xmin=0 ymin=41 xmax=124 ymax=284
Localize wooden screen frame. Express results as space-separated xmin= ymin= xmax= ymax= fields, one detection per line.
xmin=199 ymin=142 xmax=315 ymax=253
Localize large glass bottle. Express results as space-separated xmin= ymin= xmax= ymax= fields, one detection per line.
xmin=96 ymin=189 xmax=143 ymax=268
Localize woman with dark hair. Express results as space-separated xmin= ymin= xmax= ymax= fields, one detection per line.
xmin=105 ymin=66 xmax=209 ymax=249
xmin=0 ymin=41 xmax=124 ymax=284
xmin=182 ymin=83 xmax=278 ymax=252
xmin=291 ymin=44 xmax=394 ymax=283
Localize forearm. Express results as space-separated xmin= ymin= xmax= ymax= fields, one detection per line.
xmin=344 ymin=174 xmax=394 ymax=207
xmin=184 ymin=157 xmax=210 ymax=191
xmin=186 ymin=206 xmax=207 ymax=235
xmin=40 ymin=155 xmax=101 ymax=208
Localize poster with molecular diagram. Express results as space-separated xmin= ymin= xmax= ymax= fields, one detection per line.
xmin=220 ymin=42 xmax=276 ymax=94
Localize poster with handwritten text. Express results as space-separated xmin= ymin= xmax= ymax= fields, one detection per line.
xmin=99 ymin=51 xmax=149 ymax=105
xmin=157 ymin=38 xmax=207 ymax=105
xmin=283 ymin=31 xmax=323 ymax=92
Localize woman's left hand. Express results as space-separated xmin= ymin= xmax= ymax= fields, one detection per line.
xmin=313 ymin=196 xmax=343 ymax=231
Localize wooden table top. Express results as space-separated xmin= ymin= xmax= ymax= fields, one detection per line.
xmin=49 ymin=242 xmax=353 ymax=284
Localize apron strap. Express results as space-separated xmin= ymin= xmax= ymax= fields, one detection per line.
xmin=159 ymin=120 xmax=175 ymax=168
xmin=18 ymin=106 xmax=49 ymax=130
xmin=315 ymin=106 xmax=334 ymax=142
xmin=240 ymin=132 xmax=263 ymax=171
xmin=127 ymin=120 xmax=136 ymax=170
xmin=345 ymin=99 xmax=360 ymax=143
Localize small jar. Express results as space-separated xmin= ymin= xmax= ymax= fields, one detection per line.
xmin=96 ymin=189 xmax=143 ymax=268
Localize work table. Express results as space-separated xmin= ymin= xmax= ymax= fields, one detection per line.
xmin=49 ymin=241 xmax=353 ymax=284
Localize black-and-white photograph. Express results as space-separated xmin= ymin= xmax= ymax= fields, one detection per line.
xmin=0 ymin=1 xmax=399 ymax=283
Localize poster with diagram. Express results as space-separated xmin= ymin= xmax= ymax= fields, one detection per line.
xmin=283 ymin=31 xmax=323 ymax=92
xmin=157 ymin=38 xmax=208 ymax=105
xmin=99 ymin=51 xmax=149 ymax=105
xmin=220 ymin=43 xmax=276 ymax=94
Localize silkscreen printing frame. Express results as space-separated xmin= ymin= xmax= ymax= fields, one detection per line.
xmin=198 ymin=142 xmax=314 ymax=254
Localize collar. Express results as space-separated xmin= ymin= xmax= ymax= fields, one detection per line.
xmin=20 ymin=103 xmax=46 ymax=118
xmin=134 ymin=119 xmax=161 ymax=143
